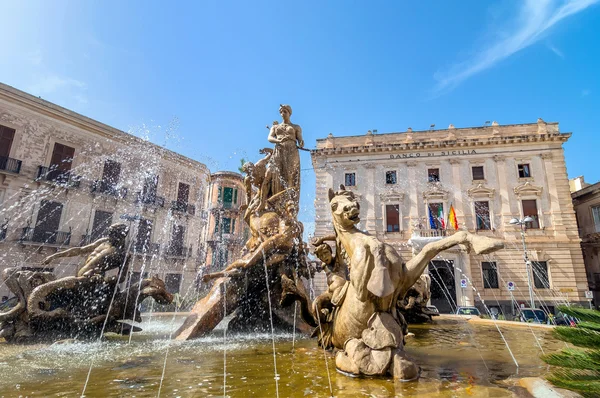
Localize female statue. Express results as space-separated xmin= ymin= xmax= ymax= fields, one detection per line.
xmin=265 ymin=104 xmax=304 ymax=200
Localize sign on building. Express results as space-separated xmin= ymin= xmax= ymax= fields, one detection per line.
xmin=460 ymin=279 xmax=467 ymax=288
xmin=507 ymin=281 xmax=515 ymax=291
xmin=585 ymin=291 xmax=593 ymax=299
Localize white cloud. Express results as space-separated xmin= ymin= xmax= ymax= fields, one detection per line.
xmin=433 ymin=0 xmax=599 ymax=94
xmin=547 ymin=42 xmax=565 ymax=58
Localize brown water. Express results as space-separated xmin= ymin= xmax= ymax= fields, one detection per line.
xmin=0 ymin=316 xmax=563 ymax=397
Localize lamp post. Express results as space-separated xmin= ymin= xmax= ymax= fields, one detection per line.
xmin=510 ymin=216 xmax=536 ymax=308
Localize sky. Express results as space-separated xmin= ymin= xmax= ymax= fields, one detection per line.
xmin=2 ymin=0 xmax=599 ymax=234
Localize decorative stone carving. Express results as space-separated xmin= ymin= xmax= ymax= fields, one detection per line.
xmin=493 ymin=155 xmax=505 ymax=162
xmin=514 ymin=181 xmax=543 ymax=197
xmin=467 ymin=184 xmax=495 ymax=198
xmin=423 ymin=182 xmax=449 ymax=201
xmin=379 ymin=191 xmax=405 ymax=202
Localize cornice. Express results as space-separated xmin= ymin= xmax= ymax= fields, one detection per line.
xmin=514 ymin=181 xmax=543 ymax=197
xmin=467 ymin=184 xmax=495 ymax=198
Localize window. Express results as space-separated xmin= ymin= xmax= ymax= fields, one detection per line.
xmin=222 ymin=217 xmax=232 ymax=234
xmin=385 ymin=171 xmax=397 ymax=185
xmin=233 ymin=188 xmax=238 ymax=204
xmin=385 ymin=205 xmax=400 ymax=232
xmin=592 ymin=206 xmax=600 ymax=233
xmin=33 ymin=200 xmax=63 ymax=243
xmin=482 ymin=262 xmax=499 ymax=288
xmin=49 ymin=143 xmax=75 ymax=183
xmin=101 ymin=160 xmax=121 ymax=189
xmin=0 ymin=124 xmax=16 ymax=158
xmin=475 ymin=201 xmax=491 ymax=230
xmin=518 ymin=164 xmax=531 ymax=178
xmin=142 ymin=174 xmax=158 ymax=202
xmin=165 ymin=273 xmax=182 ymax=294
xmin=532 ymin=261 xmax=549 ymax=288
xmin=345 ymin=173 xmax=356 ymax=186
xmin=428 ymin=168 xmax=440 ymax=182
xmin=135 ymin=219 xmax=153 ymax=252
xmin=521 ymin=199 xmax=540 ymax=229
xmin=472 ymin=166 xmax=484 ymax=180
xmin=91 ymin=210 xmax=113 ymax=241
xmin=428 ymin=202 xmax=444 ymax=229
xmin=223 ymin=187 xmax=234 ymax=208
xmin=177 ymin=182 xmax=190 ymax=204
xmin=169 ymin=225 xmax=185 ymax=255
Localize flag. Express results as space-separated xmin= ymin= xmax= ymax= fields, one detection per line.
xmin=437 ymin=204 xmax=446 ymax=229
xmin=448 ymin=203 xmax=459 ymax=230
xmin=428 ymin=205 xmax=437 ymax=229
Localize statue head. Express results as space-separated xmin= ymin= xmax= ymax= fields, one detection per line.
xmin=258 ymin=212 xmax=280 ymax=238
xmin=328 ymin=185 xmax=360 ymax=229
xmin=279 ymin=104 xmax=292 ymax=121
xmin=108 ymin=222 xmax=129 ymax=242
xmin=241 ymin=161 xmax=254 ymax=176
xmin=314 ymin=243 xmax=334 ymax=266
xmin=284 ymin=199 xmax=298 ymax=219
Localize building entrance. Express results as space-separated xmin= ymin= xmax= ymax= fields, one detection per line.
xmin=428 ymin=260 xmax=456 ymax=314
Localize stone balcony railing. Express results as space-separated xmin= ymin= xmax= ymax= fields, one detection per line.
xmin=412 ymin=229 xmax=457 ymax=238
xmin=0 ymin=156 xmax=22 ymax=174
xmin=20 ymin=227 xmax=71 ymax=246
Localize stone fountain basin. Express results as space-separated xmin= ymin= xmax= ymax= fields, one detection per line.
xmin=0 ymin=315 xmax=564 ymax=397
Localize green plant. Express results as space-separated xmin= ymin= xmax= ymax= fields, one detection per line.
xmin=541 ymin=305 xmax=600 ymax=397
xmin=238 ymin=158 xmax=247 ymax=174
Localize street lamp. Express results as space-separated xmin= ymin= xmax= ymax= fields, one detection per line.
xmin=510 ymin=216 xmax=535 ymax=308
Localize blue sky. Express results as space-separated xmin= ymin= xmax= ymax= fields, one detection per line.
xmin=2 ymin=0 xmax=599 ymax=233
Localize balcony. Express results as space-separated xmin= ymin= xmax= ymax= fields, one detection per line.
xmin=165 ymin=244 xmax=190 ymax=258
xmin=135 ymin=192 xmax=165 ymax=208
xmin=91 ymin=180 xmax=128 ymax=199
xmin=20 ymin=227 xmax=71 ymax=246
xmin=36 ymin=166 xmax=81 ymax=188
xmin=130 ymin=242 xmax=161 ymax=255
xmin=210 ymin=201 xmax=239 ymax=212
xmin=412 ymin=229 xmax=456 ymax=238
xmin=171 ymin=201 xmax=196 ymax=215
xmin=0 ymin=156 xmax=22 ymax=174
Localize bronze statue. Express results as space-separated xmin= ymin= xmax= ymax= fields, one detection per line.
xmin=43 ymin=222 xmax=129 ymax=279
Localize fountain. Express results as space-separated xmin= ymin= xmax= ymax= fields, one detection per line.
xmin=0 ymin=104 xmax=573 ymax=396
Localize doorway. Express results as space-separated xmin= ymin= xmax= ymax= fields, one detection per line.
xmin=428 ymin=260 xmax=457 ymax=314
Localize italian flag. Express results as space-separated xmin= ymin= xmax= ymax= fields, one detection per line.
xmin=437 ymin=205 xmax=446 ymax=229
xmin=448 ymin=203 xmax=459 ymax=230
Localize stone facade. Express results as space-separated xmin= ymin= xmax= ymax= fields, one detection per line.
xmin=311 ymin=120 xmax=588 ymax=315
xmin=0 ymin=83 xmax=210 ymax=298
xmin=571 ymin=179 xmax=600 ymax=306
xmin=202 ymin=171 xmax=247 ymax=273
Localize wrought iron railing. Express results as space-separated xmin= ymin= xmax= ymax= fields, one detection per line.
xmin=91 ymin=180 xmax=128 ymax=199
xmin=171 ymin=201 xmax=195 ymax=215
xmin=36 ymin=166 xmax=81 ymax=188
xmin=130 ymin=241 xmax=161 ymax=255
xmin=135 ymin=192 xmax=165 ymax=207
xmin=412 ymin=229 xmax=456 ymax=238
xmin=165 ymin=244 xmax=189 ymax=258
xmin=20 ymin=227 xmax=71 ymax=245
xmin=0 ymin=156 xmax=22 ymax=174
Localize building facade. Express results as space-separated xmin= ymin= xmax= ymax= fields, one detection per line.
xmin=311 ymin=120 xmax=587 ymax=315
xmin=571 ymin=179 xmax=600 ymax=306
xmin=202 ymin=171 xmax=247 ymax=274
xmin=0 ymin=83 xmax=210 ymax=298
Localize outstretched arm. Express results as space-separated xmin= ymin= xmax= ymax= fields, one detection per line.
xmin=43 ymin=238 xmax=107 ymax=264
xmin=311 ymin=234 xmax=336 ymax=247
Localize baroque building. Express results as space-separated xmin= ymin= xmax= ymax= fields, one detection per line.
xmin=203 ymin=171 xmax=247 ymax=274
xmin=0 ymin=83 xmax=210 ymax=298
xmin=311 ymin=120 xmax=587 ymax=315
xmin=571 ymin=177 xmax=600 ymax=306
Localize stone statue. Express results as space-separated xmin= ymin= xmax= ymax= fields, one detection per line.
xmin=258 ymin=104 xmax=303 ymax=210
xmin=43 ymin=222 xmax=129 ymax=279
xmin=175 ymin=105 xmax=313 ymax=340
xmin=0 ymin=222 xmax=173 ymax=342
xmin=288 ymin=185 xmax=504 ymax=380
xmin=0 ymin=268 xmax=173 ymax=342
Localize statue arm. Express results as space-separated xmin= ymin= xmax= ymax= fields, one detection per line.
xmin=77 ymin=245 xmax=116 ymax=277
xmin=267 ymin=126 xmax=281 ymax=144
xmin=311 ymin=234 xmax=336 ymax=247
xmin=296 ymin=125 xmax=304 ymax=148
xmin=43 ymin=239 xmax=106 ymax=264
